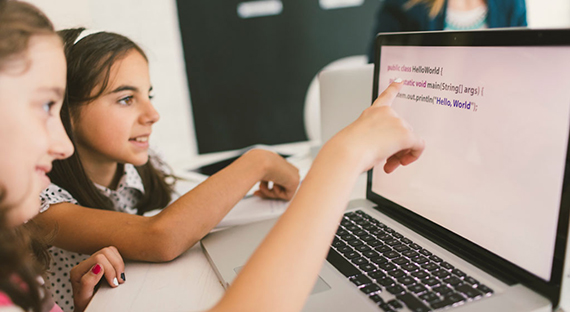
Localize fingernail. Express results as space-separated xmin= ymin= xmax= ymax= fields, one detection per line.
xmin=394 ymin=78 xmax=403 ymax=83
xmin=121 ymin=272 xmax=126 ymax=282
xmin=91 ymin=264 xmax=101 ymax=275
xmin=113 ymin=277 xmax=119 ymax=287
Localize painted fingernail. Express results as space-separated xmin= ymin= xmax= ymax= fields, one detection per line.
xmin=113 ymin=277 xmax=119 ymax=287
xmin=91 ymin=264 xmax=101 ymax=275
xmin=394 ymin=78 xmax=403 ymax=83
xmin=121 ymin=272 xmax=126 ymax=282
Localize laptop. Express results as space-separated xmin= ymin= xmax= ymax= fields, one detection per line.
xmin=201 ymin=29 xmax=570 ymax=311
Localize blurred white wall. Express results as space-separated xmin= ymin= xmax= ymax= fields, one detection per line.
xmin=527 ymin=0 xmax=570 ymax=27
xmin=26 ymin=0 xmax=570 ymax=169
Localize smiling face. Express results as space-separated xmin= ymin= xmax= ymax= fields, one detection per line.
xmin=72 ymin=49 xmax=159 ymax=171
xmin=0 ymin=35 xmax=74 ymax=227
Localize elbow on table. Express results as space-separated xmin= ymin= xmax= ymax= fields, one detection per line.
xmin=145 ymin=219 xmax=200 ymax=262
xmin=149 ymin=244 xmax=184 ymax=263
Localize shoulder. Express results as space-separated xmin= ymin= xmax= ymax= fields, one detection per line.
xmin=0 ymin=291 xmax=14 ymax=306
xmin=39 ymin=183 xmax=78 ymax=213
xmin=0 ymin=292 xmax=23 ymax=312
xmin=489 ymin=0 xmax=526 ymax=12
xmin=487 ymin=0 xmax=527 ymax=26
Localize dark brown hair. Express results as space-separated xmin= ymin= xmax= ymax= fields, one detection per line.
xmin=48 ymin=28 xmax=175 ymax=215
xmin=0 ymin=0 xmax=53 ymax=70
xmin=0 ymin=1 xmax=56 ymax=311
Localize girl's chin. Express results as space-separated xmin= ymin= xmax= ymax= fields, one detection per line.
xmin=8 ymin=204 xmax=40 ymax=227
xmin=128 ymin=154 xmax=150 ymax=167
xmin=2 ymin=178 xmax=43 ymax=227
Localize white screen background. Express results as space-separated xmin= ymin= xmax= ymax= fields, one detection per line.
xmin=373 ymin=45 xmax=570 ymax=281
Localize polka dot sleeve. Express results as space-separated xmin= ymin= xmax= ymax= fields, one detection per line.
xmin=39 ymin=184 xmax=78 ymax=213
xmin=46 ymin=248 xmax=89 ymax=312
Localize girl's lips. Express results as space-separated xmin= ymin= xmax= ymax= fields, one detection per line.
xmin=129 ymin=136 xmax=150 ymax=149
xmin=36 ymin=166 xmax=51 ymax=187
xmin=129 ymin=134 xmax=150 ymax=142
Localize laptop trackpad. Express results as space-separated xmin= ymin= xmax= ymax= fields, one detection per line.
xmin=233 ymin=266 xmax=331 ymax=295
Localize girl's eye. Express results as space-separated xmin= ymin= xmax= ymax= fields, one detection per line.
xmin=42 ymin=101 xmax=55 ymax=114
xmin=118 ymin=96 xmax=134 ymax=106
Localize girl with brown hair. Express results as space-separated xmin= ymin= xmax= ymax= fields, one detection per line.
xmin=0 ymin=1 xmax=127 ymax=311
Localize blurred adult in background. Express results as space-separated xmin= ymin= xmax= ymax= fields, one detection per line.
xmin=368 ymin=0 xmax=527 ymax=61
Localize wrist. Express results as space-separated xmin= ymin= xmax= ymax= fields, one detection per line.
xmin=241 ymin=149 xmax=272 ymax=180
xmin=320 ymin=136 xmax=368 ymax=175
xmin=303 ymin=141 xmax=362 ymax=201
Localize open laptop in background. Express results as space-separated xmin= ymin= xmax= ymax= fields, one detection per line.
xmin=201 ymin=29 xmax=570 ymax=311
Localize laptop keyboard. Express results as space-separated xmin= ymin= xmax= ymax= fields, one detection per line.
xmin=327 ymin=210 xmax=494 ymax=312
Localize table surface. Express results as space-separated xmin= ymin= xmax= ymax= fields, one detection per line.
xmin=85 ymin=151 xmax=367 ymax=312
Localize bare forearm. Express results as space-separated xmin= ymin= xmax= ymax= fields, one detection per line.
xmin=209 ymin=80 xmax=424 ymax=311
xmin=36 ymin=150 xmax=299 ymax=263
xmin=212 ymin=143 xmax=361 ymax=312
xmin=149 ymin=150 xmax=269 ymax=260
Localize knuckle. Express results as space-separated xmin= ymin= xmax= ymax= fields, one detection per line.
xmin=93 ymin=253 xmax=106 ymax=262
xmin=362 ymin=106 xmax=374 ymax=116
xmin=395 ymin=118 xmax=407 ymax=128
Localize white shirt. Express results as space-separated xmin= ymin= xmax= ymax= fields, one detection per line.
xmin=445 ymin=5 xmax=488 ymax=31
xmin=39 ymin=164 xmax=145 ymax=312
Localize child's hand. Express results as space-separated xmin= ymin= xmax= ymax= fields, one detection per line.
xmin=247 ymin=150 xmax=300 ymax=201
xmin=70 ymin=246 xmax=125 ymax=312
xmin=326 ymin=81 xmax=425 ymax=174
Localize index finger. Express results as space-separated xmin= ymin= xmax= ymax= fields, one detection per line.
xmin=372 ymin=79 xmax=403 ymax=108
xmin=99 ymin=247 xmax=125 ymax=283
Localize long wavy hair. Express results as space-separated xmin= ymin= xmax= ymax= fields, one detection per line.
xmin=48 ymin=28 xmax=176 ymax=215
xmin=0 ymin=1 xmax=57 ymax=311
xmin=405 ymin=0 xmax=446 ymax=18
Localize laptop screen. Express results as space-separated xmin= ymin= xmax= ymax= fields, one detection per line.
xmin=371 ymin=33 xmax=570 ymax=284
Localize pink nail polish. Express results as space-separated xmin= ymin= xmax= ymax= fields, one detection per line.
xmin=91 ymin=264 xmax=101 ymax=275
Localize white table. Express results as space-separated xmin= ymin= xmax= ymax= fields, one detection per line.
xmin=86 ymin=244 xmax=225 ymax=312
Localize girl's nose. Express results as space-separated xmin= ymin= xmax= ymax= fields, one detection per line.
xmin=141 ymin=100 xmax=160 ymax=125
xmin=50 ymin=118 xmax=74 ymax=159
